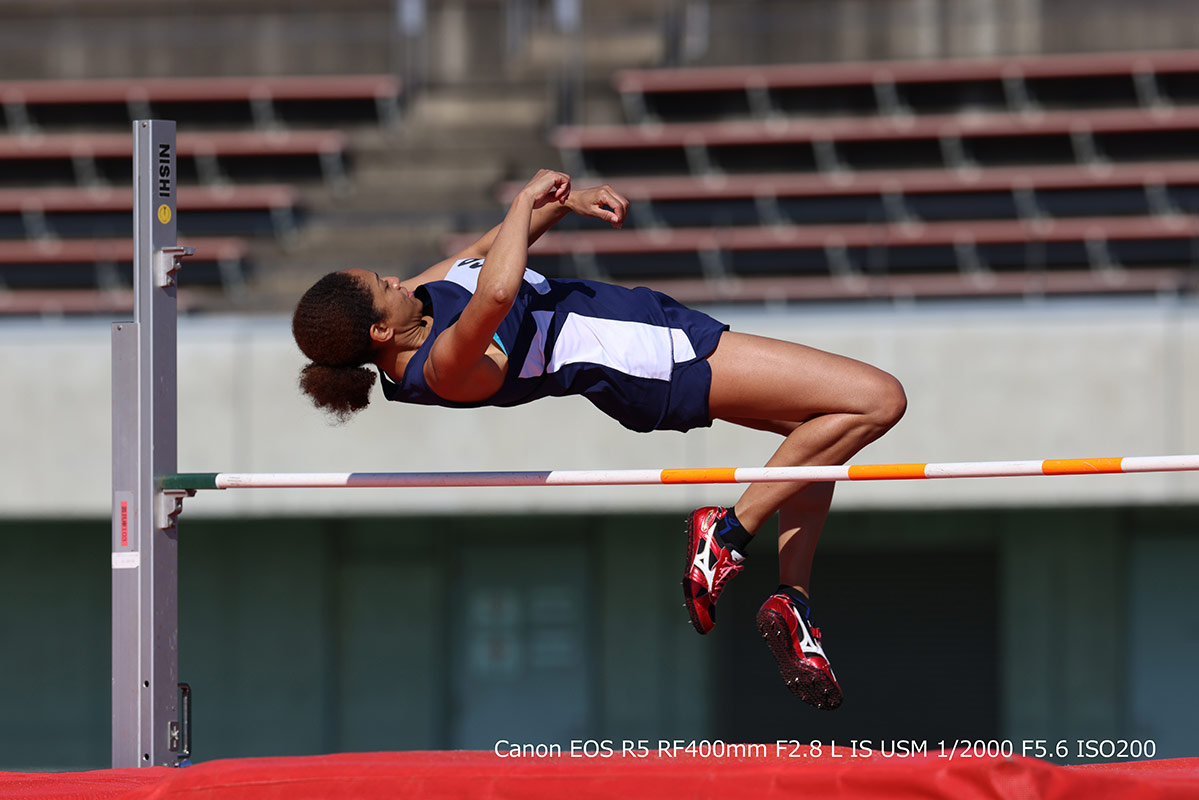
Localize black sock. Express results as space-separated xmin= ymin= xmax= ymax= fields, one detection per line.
xmin=715 ymin=507 xmax=753 ymax=554
xmin=777 ymin=585 xmax=811 ymax=619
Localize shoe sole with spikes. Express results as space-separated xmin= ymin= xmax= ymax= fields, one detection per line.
xmin=757 ymin=606 xmax=843 ymax=710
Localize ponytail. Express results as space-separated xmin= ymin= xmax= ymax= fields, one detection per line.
xmin=298 ymin=363 xmax=377 ymax=422
xmin=292 ymin=271 xmax=383 ymax=422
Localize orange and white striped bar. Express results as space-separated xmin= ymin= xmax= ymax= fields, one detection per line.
xmin=164 ymin=454 xmax=1199 ymax=490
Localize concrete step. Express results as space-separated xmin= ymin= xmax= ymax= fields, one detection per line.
xmin=231 ymin=66 xmax=631 ymax=314
xmin=305 ymin=164 xmax=505 ymax=213
xmin=406 ymin=86 xmax=551 ymax=129
xmin=515 ymin=28 xmax=662 ymax=77
xmin=350 ymin=143 xmax=513 ymax=172
xmin=291 ymin=220 xmax=452 ymax=259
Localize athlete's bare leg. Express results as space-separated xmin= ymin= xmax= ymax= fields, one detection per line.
xmin=707 ymin=331 xmax=905 ymax=591
xmin=775 ymin=484 xmax=834 ymax=595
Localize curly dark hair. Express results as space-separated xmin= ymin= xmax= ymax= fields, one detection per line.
xmin=292 ymin=271 xmax=383 ymax=422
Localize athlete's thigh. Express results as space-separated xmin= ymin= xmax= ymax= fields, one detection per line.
xmin=723 ymin=415 xmax=800 ymax=436
xmin=706 ymin=330 xmax=896 ymax=423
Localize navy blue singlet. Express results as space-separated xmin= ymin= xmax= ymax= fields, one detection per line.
xmin=378 ymin=259 xmax=729 ymax=433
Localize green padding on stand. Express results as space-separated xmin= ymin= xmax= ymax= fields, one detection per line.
xmin=163 ymin=473 xmax=219 ymax=490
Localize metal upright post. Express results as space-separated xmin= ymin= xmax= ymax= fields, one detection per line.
xmin=112 ymin=120 xmax=191 ymax=768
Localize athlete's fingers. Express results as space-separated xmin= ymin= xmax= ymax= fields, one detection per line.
xmin=592 ymin=186 xmax=628 ymax=228
xmin=555 ymin=174 xmax=572 ymax=204
xmin=602 ymin=187 xmax=630 ymax=228
xmin=573 ymin=185 xmax=627 ymax=228
xmin=535 ymin=169 xmax=564 ymax=188
xmin=525 ymin=169 xmax=571 ymax=209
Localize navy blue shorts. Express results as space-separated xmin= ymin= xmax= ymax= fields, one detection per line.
xmin=656 ymin=295 xmax=729 ymax=432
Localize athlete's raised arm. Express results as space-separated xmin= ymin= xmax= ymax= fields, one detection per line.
xmin=423 ymin=169 xmax=571 ymax=400
xmin=400 ymin=178 xmax=628 ymax=292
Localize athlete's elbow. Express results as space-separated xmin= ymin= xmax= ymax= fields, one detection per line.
xmin=488 ymin=285 xmax=512 ymax=307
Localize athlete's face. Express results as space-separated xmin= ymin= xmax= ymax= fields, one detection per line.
xmin=343 ymin=268 xmax=423 ymax=334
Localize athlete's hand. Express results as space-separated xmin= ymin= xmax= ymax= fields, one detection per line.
xmin=519 ymin=169 xmax=571 ymax=210
xmin=567 ymin=184 xmax=630 ymax=229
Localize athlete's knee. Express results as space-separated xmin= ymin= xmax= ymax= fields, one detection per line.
xmin=865 ymin=371 xmax=906 ymax=431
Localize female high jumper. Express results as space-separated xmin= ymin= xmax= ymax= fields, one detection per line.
xmin=291 ymin=169 xmax=906 ymax=710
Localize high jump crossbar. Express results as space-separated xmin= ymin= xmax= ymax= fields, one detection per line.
xmin=114 ymin=121 xmax=1199 ymax=771
xmin=163 ymin=455 xmax=1199 ymax=490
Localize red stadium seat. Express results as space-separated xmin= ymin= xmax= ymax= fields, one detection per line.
xmin=0 ymin=130 xmax=348 ymax=189
xmin=0 ymin=184 xmax=301 ymax=241
xmin=613 ymin=50 xmax=1199 ymax=123
xmin=0 ymin=74 xmax=401 ymax=132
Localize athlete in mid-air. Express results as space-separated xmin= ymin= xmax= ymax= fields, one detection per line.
xmin=291 ymin=169 xmax=906 ymax=709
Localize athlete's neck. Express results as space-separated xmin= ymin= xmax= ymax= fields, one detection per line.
xmin=375 ymin=315 xmax=432 ymax=379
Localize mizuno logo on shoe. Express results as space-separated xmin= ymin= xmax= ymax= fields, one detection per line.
xmin=692 ymin=535 xmax=717 ymax=586
xmin=795 ymin=617 xmax=826 ymax=659
xmin=684 ymin=507 xmax=747 ymax=636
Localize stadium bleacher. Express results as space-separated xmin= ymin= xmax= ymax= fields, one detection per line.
xmin=0 ymin=74 xmax=400 ymax=315
xmin=502 ymin=50 xmax=1199 ymax=302
xmin=0 ymin=236 xmax=248 ymax=292
xmin=0 ymin=130 xmax=348 ymax=190
xmin=0 ymin=74 xmax=401 ymax=132
xmin=7 ymin=50 xmax=1199 ymax=311
xmin=0 ymin=185 xmax=300 ymax=241
xmin=612 ymin=50 xmax=1199 ymax=122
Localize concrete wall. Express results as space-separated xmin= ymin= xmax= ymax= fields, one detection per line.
xmin=1 ymin=297 xmax=1196 ymax=520
xmin=5 ymin=508 xmax=1196 ymax=769
xmin=0 ymin=514 xmax=710 ymax=769
xmin=3 ymin=0 xmax=1198 ymax=82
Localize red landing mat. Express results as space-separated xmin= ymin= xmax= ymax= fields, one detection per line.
xmin=4 ymin=749 xmax=1199 ymax=800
